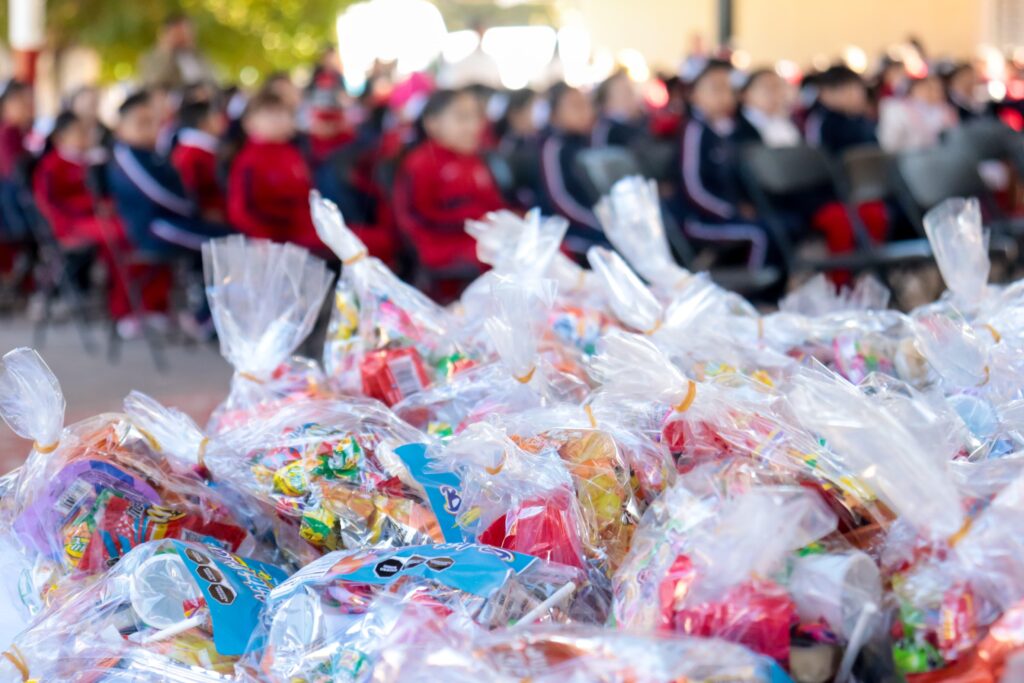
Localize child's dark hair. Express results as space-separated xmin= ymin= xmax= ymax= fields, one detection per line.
xmin=118 ymin=90 xmax=152 ymax=118
xmin=547 ymin=82 xmax=576 ymax=119
xmin=41 ymin=111 xmax=80 ymax=156
xmin=595 ymin=69 xmax=629 ymax=109
xmin=0 ymin=80 xmax=30 ymax=108
xmin=243 ymin=91 xmax=287 ymax=119
xmin=817 ymin=65 xmax=865 ymax=91
xmin=739 ymin=68 xmax=776 ymax=95
xmin=178 ymin=99 xmax=216 ymax=130
xmin=689 ymin=59 xmax=733 ymax=90
xmin=496 ymin=88 xmax=535 ymax=139
xmin=415 ymin=88 xmax=469 ymax=141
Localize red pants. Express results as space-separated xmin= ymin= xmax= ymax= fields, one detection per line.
xmin=54 ymin=215 xmax=171 ymax=320
xmin=811 ymin=200 xmax=888 ymax=285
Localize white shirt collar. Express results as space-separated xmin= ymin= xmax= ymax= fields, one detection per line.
xmin=177 ymin=128 xmax=219 ymax=154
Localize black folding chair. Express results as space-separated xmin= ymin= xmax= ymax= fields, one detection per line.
xmin=741 ymin=144 xmax=933 ymax=276
xmin=484 ymin=151 xmax=516 ymax=203
xmin=944 ymin=119 xmax=1021 ymax=166
xmin=630 ymin=138 xmax=677 ymax=182
xmin=840 ymin=145 xmax=895 ymax=206
xmin=576 ymin=147 xmax=643 ymax=204
xmin=658 ymin=203 xmax=783 ymax=297
xmin=22 ymin=197 xmax=98 ymax=353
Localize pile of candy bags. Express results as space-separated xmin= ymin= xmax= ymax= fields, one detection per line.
xmin=4 ymin=180 xmax=1024 ymax=682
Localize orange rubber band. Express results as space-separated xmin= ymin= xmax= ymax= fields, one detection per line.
xmin=672 ymin=380 xmax=697 ymax=413
xmin=514 ymin=367 xmax=536 ymax=384
xmin=343 ymin=251 xmax=368 ymax=266
xmin=32 ymin=441 xmax=58 ymax=454
xmin=3 ymin=646 xmax=30 ymax=681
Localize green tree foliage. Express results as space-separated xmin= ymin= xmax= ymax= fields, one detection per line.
xmin=2 ymin=0 xmax=349 ymax=82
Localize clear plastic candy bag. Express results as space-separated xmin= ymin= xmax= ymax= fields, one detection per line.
xmin=0 ymin=538 xmax=287 ymax=682
xmin=0 ymin=350 xmax=256 ymax=622
xmin=923 ymin=197 xmax=990 ymax=309
xmin=614 ymin=483 xmax=837 ymax=665
xmin=312 ymin=192 xmax=466 ymax=405
xmin=205 ymin=398 xmax=439 ymax=565
xmin=203 ymin=235 xmax=334 ymax=432
xmin=241 ymin=542 xmax=589 ymax=682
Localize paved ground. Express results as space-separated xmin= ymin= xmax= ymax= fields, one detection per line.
xmin=0 ymin=316 xmax=232 ymax=472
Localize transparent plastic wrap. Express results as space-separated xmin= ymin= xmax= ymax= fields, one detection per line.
xmin=205 ymin=398 xmax=440 ymax=564
xmin=370 ymin=624 xmax=795 ymax=683
xmin=594 ymin=176 xmax=693 ymax=292
xmin=887 ymin=472 xmax=1024 ymax=675
xmin=784 ymin=363 xmax=965 ymax=541
xmin=614 ymin=484 xmax=836 ymax=665
xmin=421 ymin=423 xmax=591 ymax=570
xmin=395 ymin=275 xmax=588 ymax=437
xmin=0 ymin=347 xmax=64 ymax=456
xmin=241 ymin=542 xmax=592 ymax=683
xmin=923 ymin=197 xmax=991 ymax=309
xmin=311 ymin=192 xmax=465 ymax=404
xmin=0 ymin=351 xmax=256 ymax=619
xmin=0 ymin=538 xmax=288 ymax=682
xmin=779 ymin=274 xmax=891 ymax=317
xmin=464 ymin=208 xmax=610 ymax=358
xmin=203 ymin=235 xmax=334 ymax=432
xmin=586 ymin=246 xmax=663 ymax=334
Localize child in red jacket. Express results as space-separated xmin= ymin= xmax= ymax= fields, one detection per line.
xmin=393 ymin=88 xmax=506 ymax=270
xmin=227 ymin=91 xmax=324 ymax=252
xmin=31 ymin=112 xmax=152 ymax=320
xmin=171 ymin=100 xmax=227 ymax=223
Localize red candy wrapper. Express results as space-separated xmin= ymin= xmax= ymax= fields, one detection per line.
xmin=479 ymin=490 xmax=587 ymax=570
xmin=361 ymin=348 xmax=430 ymax=406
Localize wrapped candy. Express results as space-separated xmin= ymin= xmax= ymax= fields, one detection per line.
xmin=0 ymin=349 xmax=255 ymax=627
xmin=240 ymin=542 xmax=589 ymax=682
xmin=312 ymin=193 xmax=464 ymax=403
xmin=395 ymin=275 xmax=587 ymax=436
xmin=203 ymin=236 xmax=334 ymax=433
xmin=370 ymin=623 xmax=795 ymax=682
xmin=205 ymin=398 xmax=439 ymax=565
xmin=614 ymin=483 xmax=839 ymax=666
xmin=0 ymin=538 xmax=287 ymax=681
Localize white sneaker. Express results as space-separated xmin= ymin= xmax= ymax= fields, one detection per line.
xmin=116 ymin=316 xmax=142 ymax=340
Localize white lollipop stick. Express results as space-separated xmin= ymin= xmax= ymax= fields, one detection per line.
xmin=140 ymin=613 xmax=205 ymax=644
xmin=512 ymin=581 xmax=576 ymax=628
xmin=835 ymin=602 xmax=878 ymax=683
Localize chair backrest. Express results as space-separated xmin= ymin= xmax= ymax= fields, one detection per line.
xmin=630 ymin=138 xmax=677 ymax=181
xmin=841 ymin=145 xmax=894 ymax=205
xmin=945 ymin=119 xmax=1017 ymax=162
xmin=896 ymin=145 xmax=987 ymax=212
xmin=741 ymin=144 xmax=835 ymax=196
xmin=484 ymin=151 xmax=516 ymax=199
xmin=576 ymin=146 xmax=642 ymax=201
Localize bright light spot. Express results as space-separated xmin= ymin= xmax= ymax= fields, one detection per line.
xmin=618 ymin=48 xmax=650 ymax=82
xmin=844 ymin=45 xmax=868 ymax=74
xmin=591 ymin=48 xmax=616 ymax=84
xmin=811 ymin=53 xmax=830 ymax=72
xmin=644 ymin=79 xmax=669 ymax=108
xmin=482 ymin=26 xmax=557 ymax=90
xmin=989 ymin=80 xmax=1007 ymax=101
xmin=336 ymin=0 xmax=446 ymax=82
xmin=558 ymin=25 xmax=591 ymax=88
xmin=442 ymin=30 xmax=480 ymax=64
xmin=730 ymin=49 xmax=751 ymax=71
xmin=240 ymin=66 xmax=259 ymax=86
xmin=775 ymin=59 xmax=800 ymax=83
xmin=979 ymin=44 xmax=1007 ymax=82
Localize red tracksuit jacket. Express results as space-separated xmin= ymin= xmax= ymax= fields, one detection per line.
xmin=171 ymin=128 xmax=226 ymax=218
xmin=227 ymin=138 xmax=322 ymax=251
xmin=393 ymin=139 xmax=506 ymax=269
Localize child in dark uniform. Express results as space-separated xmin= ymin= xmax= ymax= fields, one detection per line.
xmin=536 ymin=83 xmax=604 ymax=252
xmin=674 ymin=59 xmax=780 ymax=270
xmin=804 ymin=66 xmax=877 ymax=154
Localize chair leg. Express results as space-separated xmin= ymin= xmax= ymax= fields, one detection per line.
xmin=57 ymin=264 xmax=96 ymax=355
xmin=125 ymin=267 xmax=168 ymax=372
xmin=32 ymin=285 xmax=55 ymax=349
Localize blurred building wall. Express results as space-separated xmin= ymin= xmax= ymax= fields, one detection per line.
xmin=734 ymin=0 xmax=982 ymax=64
xmin=574 ymin=0 xmax=986 ymax=71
